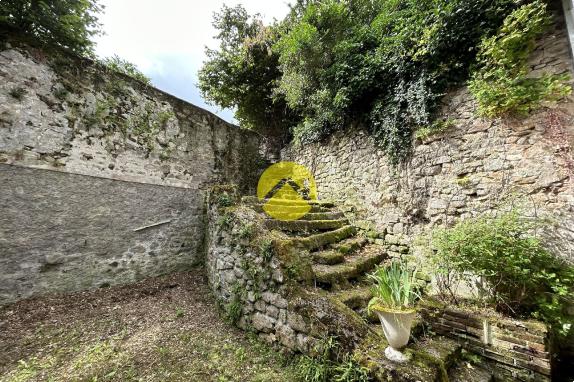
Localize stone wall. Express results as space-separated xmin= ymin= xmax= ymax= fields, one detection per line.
xmin=0 ymin=35 xmax=265 ymax=305
xmin=0 ymin=165 xmax=203 ymax=303
xmin=204 ymin=186 xmax=370 ymax=354
xmin=420 ymin=301 xmax=551 ymax=381
xmin=282 ymin=14 xmax=574 ymax=263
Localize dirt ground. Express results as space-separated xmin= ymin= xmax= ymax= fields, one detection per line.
xmin=0 ymin=269 xmax=298 ymax=382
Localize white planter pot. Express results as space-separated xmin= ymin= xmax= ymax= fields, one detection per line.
xmin=374 ymin=308 xmax=416 ymax=362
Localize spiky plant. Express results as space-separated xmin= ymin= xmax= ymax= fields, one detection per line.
xmin=367 ymin=260 xmax=420 ymax=313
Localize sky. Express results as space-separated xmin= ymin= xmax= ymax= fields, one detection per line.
xmin=94 ymin=0 xmax=291 ymax=125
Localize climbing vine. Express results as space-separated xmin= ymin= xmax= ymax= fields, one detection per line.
xmin=469 ymin=1 xmax=571 ymax=117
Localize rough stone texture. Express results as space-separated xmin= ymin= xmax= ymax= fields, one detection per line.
xmin=0 ymin=165 xmax=203 ymax=304
xmin=204 ymin=186 xmax=371 ymax=354
xmin=282 ymin=17 xmax=574 ymax=263
xmin=420 ymin=301 xmax=551 ymax=382
xmin=0 ymin=37 xmax=265 ymax=305
xmin=0 ymin=41 xmax=263 ymax=191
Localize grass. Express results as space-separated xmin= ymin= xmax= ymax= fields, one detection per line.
xmin=0 ymin=270 xmax=298 ymax=382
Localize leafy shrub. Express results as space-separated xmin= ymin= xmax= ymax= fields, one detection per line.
xmin=469 ymin=1 xmax=571 ymax=116
xmin=0 ymin=0 xmax=103 ymax=56
xmin=100 ymin=55 xmax=151 ymax=85
xmin=431 ymin=211 xmax=574 ymax=335
xmin=367 ymin=260 xmax=420 ymax=313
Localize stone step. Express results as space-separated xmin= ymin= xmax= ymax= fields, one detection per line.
xmin=312 ymin=245 xmax=385 ymax=286
xmin=291 ymin=225 xmax=356 ymax=251
xmin=356 ymin=335 xmax=462 ymax=382
xmin=251 ymin=203 xmax=333 ymax=215
xmin=264 ymin=218 xmax=348 ymax=232
xmin=332 ymin=286 xmax=372 ymax=309
xmin=242 ymin=196 xmax=335 ymax=207
xmin=330 ymin=236 xmax=368 ymax=255
xmin=301 ymin=211 xmax=345 ymax=220
xmin=312 ymin=250 xmax=345 ymax=265
xmin=448 ymin=361 xmax=494 ymax=382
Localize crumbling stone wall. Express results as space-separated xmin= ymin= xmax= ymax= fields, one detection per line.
xmin=282 ymin=16 xmax=574 ymax=263
xmin=205 ymin=186 xmax=370 ymax=353
xmin=0 ymin=37 xmax=265 ymax=305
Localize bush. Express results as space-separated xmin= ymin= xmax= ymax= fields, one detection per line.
xmin=469 ymin=1 xmax=571 ymax=116
xmin=430 ymin=211 xmax=574 ymax=335
xmin=0 ymin=0 xmax=103 ymax=56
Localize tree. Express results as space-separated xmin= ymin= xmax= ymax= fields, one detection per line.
xmin=0 ymin=0 xmax=103 ymax=56
xmin=198 ymin=5 xmax=299 ymax=148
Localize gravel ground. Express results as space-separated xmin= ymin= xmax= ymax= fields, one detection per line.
xmin=0 ymin=268 xmax=298 ymax=382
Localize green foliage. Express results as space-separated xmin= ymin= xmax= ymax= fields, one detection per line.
xmin=198 ymin=5 xmax=299 ymax=142
xmin=274 ymin=0 xmax=518 ymax=165
xmin=202 ymin=0 xmax=522 ymax=164
xmin=238 ymin=223 xmax=254 ymax=239
xmin=215 ymin=191 xmax=234 ymax=208
xmin=296 ymin=337 xmax=369 ymax=382
xmin=367 ymin=260 xmax=420 ymax=313
xmin=8 ymin=86 xmax=27 ymax=100
xmin=259 ymin=239 xmax=275 ymax=263
xmin=0 ymin=0 xmax=103 ymax=56
xmin=415 ymin=118 xmax=455 ymax=140
xmin=431 ymin=211 xmax=574 ymax=335
xmin=217 ymin=213 xmax=235 ymax=230
xmin=224 ymin=283 xmax=245 ymax=325
xmin=100 ymin=55 xmax=151 ymax=85
xmin=469 ymin=1 xmax=572 ymax=116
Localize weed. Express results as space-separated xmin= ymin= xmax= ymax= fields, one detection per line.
xmin=259 ymin=239 xmax=275 ymax=263
xmin=9 ymin=86 xmax=27 ymax=100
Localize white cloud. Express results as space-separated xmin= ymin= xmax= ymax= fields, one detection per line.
xmin=94 ymin=0 xmax=290 ymax=124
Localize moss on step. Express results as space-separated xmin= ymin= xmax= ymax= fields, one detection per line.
xmin=264 ymin=219 xmax=347 ymax=232
xmin=291 ymin=225 xmax=356 ymax=252
xmin=332 ymin=287 xmax=372 ymax=310
xmin=354 ymin=333 xmax=459 ymax=382
xmin=301 ymin=211 xmax=345 ymax=221
xmin=251 ymin=203 xmax=333 ymax=214
xmin=331 ymin=237 xmax=368 ymax=255
xmin=312 ymin=250 xmax=345 ymax=265
xmin=285 ymin=282 xmax=372 ymax=352
xmin=312 ymin=246 xmax=386 ymax=286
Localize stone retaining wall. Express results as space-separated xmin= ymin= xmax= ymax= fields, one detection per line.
xmin=0 ymin=34 xmax=266 ymax=305
xmin=420 ymin=302 xmax=551 ymax=381
xmin=281 ymin=13 xmax=574 ymax=263
xmin=205 ymin=186 xmax=370 ymax=354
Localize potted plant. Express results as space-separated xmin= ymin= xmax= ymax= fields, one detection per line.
xmin=367 ymin=260 xmax=420 ymax=362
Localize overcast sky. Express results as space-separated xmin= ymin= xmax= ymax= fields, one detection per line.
xmin=94 ymin=0 xmax=290 ymax=125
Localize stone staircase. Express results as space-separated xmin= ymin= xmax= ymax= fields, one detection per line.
xmin=242 ymin=196 xmax=497 ymax=382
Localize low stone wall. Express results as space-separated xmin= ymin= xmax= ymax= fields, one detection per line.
xmin=204 ymin=186 xmax=370 ymax=354
xmin=420 ymin=301 xmax=551 ymax=381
